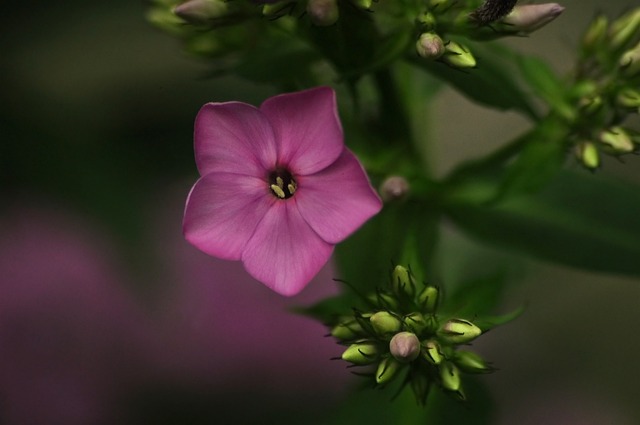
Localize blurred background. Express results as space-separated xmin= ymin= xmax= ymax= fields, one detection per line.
xmin=2 ymin=0 xmax=640 ymax=424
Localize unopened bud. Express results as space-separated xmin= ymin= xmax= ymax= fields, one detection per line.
xmin=454 ymin=350 xmax=494 ymax=373
xmin=403 ymin=312 xmax=428 ymax=334
xmin=578 ymin=95 xmax=603 ymax=116
xmin=502 ymin=3 xmax=565 ymax=33
xmin=619 ymin=41 xmax=640 ymax=77
xmin=442 ymin=41 xmax=476 ymax=68
xmin=370 ymin=311 xmax=402 ymax=335
xmin=349 ymin=0 xmax=372 ymax=10
xmin=262 ymin=1 xmax=290 ymax=18
xmin=438 ymin=318 xmax=482 ymax=344
xmin=391 ymin=265 xmax=416 ymax=298
xmin=423 ymin=340 xmax=443 ymax=365
xmin=331 ymin=319 xmax=364 ymax=340
xmin=342 ymin=342 xmax=379 ymax=365
xmin=376 ymin=357 xmax=402 ymax=384
xmin=389 ymin=332 xmax=421 ymax=363
xmin=379 ymin=176 xmax=410 ymax=201
xmin=307 ymin=0 xmax=339 ymax=26
xmin=174 ymin=0 xmax=228 ymax=24
xmin=416 ymin=33 xmax=445 ymax=60
xmin=417 ymin=285 xmax=439 ymax=313
xmin=609 ymin=8 xmax=640 ymax=50
xmin=368 ymin=291 xmax=399 ymax=310
xmin=439 ymin=361 xmax=461 ymax=392
xmin=616 ymin=88 xmax=640 ymax=109
xmin=581 ymin=14 xmax=608 ymax=52
xmin=575 ymin=141 xmax=600 ymax=169
xmin=417 ymin=12 xmax=437 ymax=31
xmin=599 ymin=126 xmax=635 ymax=153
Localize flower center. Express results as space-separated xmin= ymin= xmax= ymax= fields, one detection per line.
xmin=269 ymin=168 xmax=297 ymax=199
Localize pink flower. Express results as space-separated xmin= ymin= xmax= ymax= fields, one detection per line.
xmin=183 ymin=87 xmax=382 ymax=296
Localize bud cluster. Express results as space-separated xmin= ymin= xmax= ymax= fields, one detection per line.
xmin=413 ymin=2 xmax=564 ymax=69
xmin=331 ymin=266 xmax=494 ymax=404
xmin=571 ymin=8 xmax=640 ymax=169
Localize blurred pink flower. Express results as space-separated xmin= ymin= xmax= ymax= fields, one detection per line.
xmin=0 ymin=204 xmax=154 ymax=425
xmin=183 ymin=86 xmax=382 ymax=296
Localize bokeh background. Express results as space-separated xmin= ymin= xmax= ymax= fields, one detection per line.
xmin=2 ymin=0 xmax=640 ymax=424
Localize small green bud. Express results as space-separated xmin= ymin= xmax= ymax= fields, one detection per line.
xmin=389 ymin=332 xmax=421 ymax=363
xmin=391 ymin=265 xmax=417 ymax=298
xmin=442 ymin=41 xmax=476 ymax=69
xmin=454 ymin=350 xmax=494 ymax=373
xmin=331 ymin=319 xmax=364 ymax=340
xmin=599 ymin=126 xmax=635 ymax=153
xmin=173 ymin=0 xmax=228 ymax=24
xmin=368 ymin=291 xmax=399 ymax=311
xmin=417 ymin=12 xmax=437 ymax=31
xmin=370 ymin=311 xmax=402 ymax=335
xmin=619 ymin=41 xmax=640 ymax=77
xmin=348 ymin=0 xmax=372 ymax=10
xmin=403 ymin=312 xmax=428 ymax=334
xmin=609 ymin=8 xmax=640 ymax=50
xmin=342 ymin=342 xmax=379 ymax=365
xmin=416 ymin=33 xmax=445 ymax=60
xmin=307 ymin=0 xmax=339 ymax=26
xmin=575 ymin=141 xmax=600 ymax=169
xmin=438 ymin=318 xmax=482 ymax=344
xmin=423 ymin=340 xmax=443 ymax=365
xmin=429 ymin=0 xmax=453 ymax=9
xmin=439 ymin=361 xmax=461 ymax=392
xmin=263 ymin=1 xmax=292 ymax=18
xmin=379 ymin=176 xmax=410 ymax=202
xmin=616 ymin=87 xmax=640 ymax=109
xmin=417 ymin=285 xmax=439 ymax=313
xmin=502 ymin=3 xmax=565 ymax=34
xmin=582 ymin=14 xmax=608 ymax=52
xmin=578 ymin=95 xmax=603 ymax=116
xmin=376 ymin=357 xmax=402 ymax=384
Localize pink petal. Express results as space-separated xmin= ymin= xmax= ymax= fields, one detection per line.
xmin=183 ymin=172 xmax=275 ymax=260
xmin=195 ymin=102 xmax=278 ymax=177
xmin=260 ymin=87 xmax=344 ymax=175
xmin=295 ymin=149 xmax=382 ymax=244
xmin=241 ymin=201 xmax=334 ymax=296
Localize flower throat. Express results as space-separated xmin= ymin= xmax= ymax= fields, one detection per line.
xmin=269 ymin=168 xmax=297 ymax=199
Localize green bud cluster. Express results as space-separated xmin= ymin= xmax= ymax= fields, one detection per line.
xmin=331 ymin=265 xmax=495 ymax=404
xmin=570 ymin=7 xmax=640 ymax=169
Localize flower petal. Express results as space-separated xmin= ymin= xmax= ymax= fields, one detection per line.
xmin=260 ymin=86 xmax=343 ymax=175
xmin=241 ymin=202 xmax=333 ymax=296
xmin=183 ymin=172 xmax=274 ymax=260
xmin=295 ymin=149 xmax=382 ymax=244
xmin=195 ymin=102 xmax=278 ymax=177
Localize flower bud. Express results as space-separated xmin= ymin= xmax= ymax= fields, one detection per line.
xmin=331 ymin=319 xmax=364 ymax=340
xmin=423 ymin=340 xmax=443 ymax=365
xmin=376 ymin=357 xmax=402 ymax=384
xmin=416 ymin=33 xmax=445 ymax=60
xmin=379 ymin=176 xmax=410 ymax=202
xmin=389 ymin=332 xmax=421 ymax=363
xmin=581 ymin=14 xmax=608 ymax=52
xmin=342 ymin=342 xmax=379 ymax=365
xmin=391 ymin=265 xmax=416 ymax=298
xmin=574 ymin=141 xmax=600 ymax=169
xmin=609 ymin=8 xmax=640 ymax=50
xmin=453 ymin=350 xmax=494 ymax=373
xmin=502 ymin=3 xmax=565 ymax=33
xmin=417 ymin=12 xmax=437 ymax=31
xmin=173 ymin=0 xmax=228 ymax=24
xmin=262 ymin=1 xmax=290 ymax=18
xmin=439 ymin=361 xmax=461 ymax=392
xmin=616 ymin=87 xmax=640 ymax=109
xmin=348 ymin=0 xmax=372 ymax=10
xmin=619 ymin=41 xmax=640 ymax=77
xmin=438 ymin=318 xmax=482 ymax=344
xmin=417 ymin=285 xmax=439 ymax=313
xmin=403 ymin=312 xmax=428 ymax=334
xmin=368 ymin=291 xmax=399 ymax=310
xmin=599 ymin=126 xmax=635 ymax=153
xmin=307 ymin=0 xmax=339 ymax=26
xmin=441 ymin=41 xmax=476 ymax=69
xmin=370 ymin=311 xmax=402 ymax=335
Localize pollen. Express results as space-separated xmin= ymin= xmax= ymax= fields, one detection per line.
xmin=269 ymin=168 xmax=297 ymax=199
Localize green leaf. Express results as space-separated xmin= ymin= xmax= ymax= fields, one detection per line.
xmin=442 ymin=273 xmax=510 ymax=318
xmin=474 ymin=305 xmax=526 ymax=332
xmin=446 ymin=170 xmax=640 ymax=277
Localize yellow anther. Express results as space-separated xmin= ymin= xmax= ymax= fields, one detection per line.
xmin=287 ymin=182 xmax=297 ymax=195
xmin=276 ymin=176 xmax=284 ymax=189
xmin=270 ymin=184 xmax=286 ymax=199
